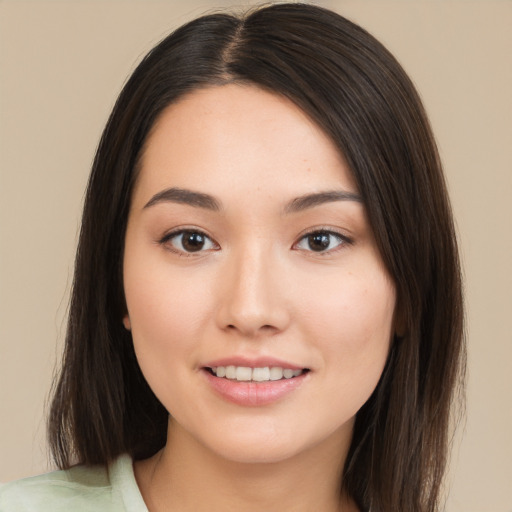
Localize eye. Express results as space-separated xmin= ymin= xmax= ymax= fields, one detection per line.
xmin=294 ymin=230 xmax=348 ymax=253
xmin=160 ymin=229 xmax=218 ymax=254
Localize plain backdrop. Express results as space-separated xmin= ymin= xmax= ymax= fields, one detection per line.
xmin=0 ymin=1 xmax=510 ymax=511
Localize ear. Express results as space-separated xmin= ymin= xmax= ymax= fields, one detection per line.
xmin=123 ymin=314 xmax=132 ymax=331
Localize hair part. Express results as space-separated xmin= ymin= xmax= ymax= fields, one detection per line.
xmin=48 ymin=4 xmax=465 ymax=512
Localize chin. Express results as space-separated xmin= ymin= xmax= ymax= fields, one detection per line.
xmin=212 ymin=437 xmax=308 ymax=465
xmin=192 ymin=418 xmax=352 ymax=466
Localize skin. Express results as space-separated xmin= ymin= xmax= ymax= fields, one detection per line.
xmin=123 ymin=84 xmax=396 ymax=512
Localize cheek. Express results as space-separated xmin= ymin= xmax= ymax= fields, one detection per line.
xmin=124 ymin=258 xmax=211 ymax=344
xmin=123 ymin=255 xmax=214 ymax=396
xmin=304 ymin=268 xmax=395 ymax=344
xmin=301 ymin=264 xmax=395 ymax=394
xmin=123 ymin=270 xmax=209 ymax=416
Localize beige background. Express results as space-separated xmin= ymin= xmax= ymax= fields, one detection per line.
xmin=0 ymin=1 xmax=510 ymax=511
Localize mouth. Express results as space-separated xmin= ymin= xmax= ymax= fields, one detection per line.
xmin=205 ymin=366 xmax=310 ymax=382
xmin=202 ymin=361 xmax=310 ymax=406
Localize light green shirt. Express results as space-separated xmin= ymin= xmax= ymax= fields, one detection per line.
xmin=0 ymin=454 xmax=147 ymax=511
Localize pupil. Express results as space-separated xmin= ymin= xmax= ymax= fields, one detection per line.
xmin=308 ymin=233 xmax=330 ymax=251
xmin=183 ymin=232 xmax=205 ymax=252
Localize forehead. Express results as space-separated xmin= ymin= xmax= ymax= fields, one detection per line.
xmin=133 ymin=84 xmax=358 ymax=208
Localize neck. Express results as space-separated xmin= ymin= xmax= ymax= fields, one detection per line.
xmin=134 ymin=419 xmax=358 ymax=512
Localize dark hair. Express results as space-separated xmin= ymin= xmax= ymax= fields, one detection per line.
xmin=48 ymin=3 xmax=465 ymax=511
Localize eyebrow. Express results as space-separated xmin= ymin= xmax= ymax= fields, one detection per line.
xmin=143 ymin=187 xmax=362 ymax=213
xmin=283 ymin=190 xmax=363 ymax=213
xmin=144 ymin=187 xmax=221 ymax=211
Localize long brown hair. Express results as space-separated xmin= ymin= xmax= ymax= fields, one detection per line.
xmin=48 ymin=4 xmax=465 ymax=511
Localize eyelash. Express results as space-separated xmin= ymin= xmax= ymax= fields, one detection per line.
xmin=158 ymin=227 xmax=352 ymax=256
xmin=293 ymin=228 xmax=352 ymax=255
xmin=158 ymin=228 xmax=219 ymax=257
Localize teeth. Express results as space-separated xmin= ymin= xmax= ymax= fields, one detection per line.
xmin=210 ymin=366 xmax=304 ymax=382
xmin=253 ymin=367 xmax=270 ymax=382
xmin=236 ymin=367 xmax=252 ymax=381
xmin=226 ymin=365 xmax=236 ymax=379
xmin=269 ymin=367 xmax=283 ymax=380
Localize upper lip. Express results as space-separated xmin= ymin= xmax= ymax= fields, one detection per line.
xmin=203 ymin=356 xmax=307 ymax=370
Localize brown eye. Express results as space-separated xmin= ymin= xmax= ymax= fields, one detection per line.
xmin=163 ymin=230 xmax=217 ymax=254
xmin=181 ymin=232 xmax=206 ymax=252
xmin=307 ymin=233 xmax=331 ymax=252
xmin=295 ymin=230 xmax=347 ymax=253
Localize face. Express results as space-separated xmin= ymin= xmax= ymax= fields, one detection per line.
xmin=123 ymin=84 xmax=396 ymax=464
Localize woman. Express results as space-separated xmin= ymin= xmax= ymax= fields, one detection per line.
xmin=0 ymin=3 xmax=464 ymax=511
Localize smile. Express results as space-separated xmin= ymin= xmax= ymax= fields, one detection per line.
xmin=209 ymin=366 xmax=307 ymax=382
xmin=203 ymin=365 xmax=310 ymax=406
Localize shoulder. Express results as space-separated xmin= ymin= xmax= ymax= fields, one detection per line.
xmin=0 ymin=463 xmax=113 ymax=512
xmin=0 ymin=454 xmax=146 ymax=512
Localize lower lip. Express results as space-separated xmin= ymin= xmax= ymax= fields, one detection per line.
xmin=202 ymin=369 xmax=308 ymax=406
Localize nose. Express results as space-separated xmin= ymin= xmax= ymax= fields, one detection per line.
xmin=215 ymin=244 xmax=290 ymax=337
